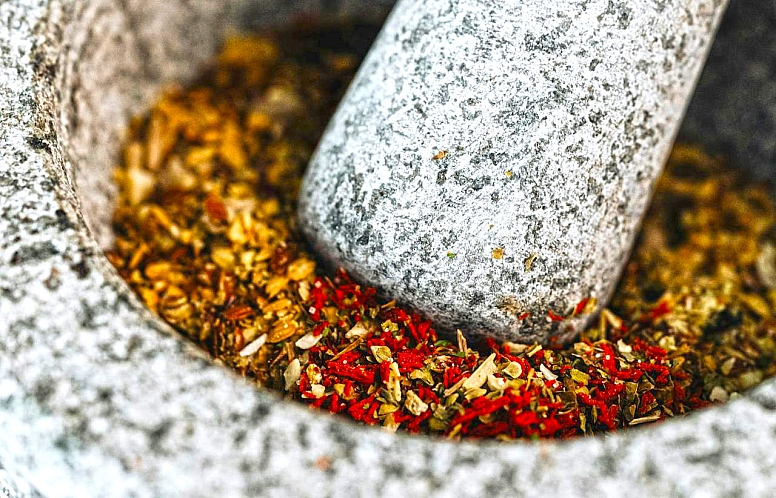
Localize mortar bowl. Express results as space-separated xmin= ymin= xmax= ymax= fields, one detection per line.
xmin=0 ymin=1 xmax=775 ymax=497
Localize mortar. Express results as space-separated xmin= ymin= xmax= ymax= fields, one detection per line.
xmin=2 ymin=1 xmax=776 ymax=497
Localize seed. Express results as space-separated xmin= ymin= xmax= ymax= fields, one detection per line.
xmin=287 ymin=258 xmax=316 ymax=281
xmin=144 ymin=261 xmax=172 ymax=280
xmin=239 ymin=333 xmax=267 ymax=357
xmin=219 ymin=120 xmax=248 ymax=170
xmin=263 ymin=298 xmax=292 ymax=314
xmin=265 ymin=276 xmax=289 ymax=298
xmin=295 ymin=332 xmax=322 ymax=350
xmin=284 ymin=358 xmax=301 ymax=390
xmin=228 ymin=219 xmax=248 ymax=245
xmin=126 ymin=167 xmax=155 ymax=205
xmin=268 ymin=319 xmax=298 ymax=343
xmin=309 ymin=384 xmax=325 ymax=398
xmin=210 ymin=247 xmax=235 ymax=270
xmin=462 ymin=353 xmax=497 ymax=390
xmin=224 ymin=304 xmax=255 ymax=321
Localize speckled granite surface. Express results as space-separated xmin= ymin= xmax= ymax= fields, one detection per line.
xmin=0 ymin=463 xmax=37 ymax=498
xmin=299 ymin=0 xmax=729 ymax=344
xmin=3 ymin=0 xmax=776 ymax=497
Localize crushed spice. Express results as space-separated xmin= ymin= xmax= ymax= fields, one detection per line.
xmin=107 ymin=25 xmax=776 ymax=441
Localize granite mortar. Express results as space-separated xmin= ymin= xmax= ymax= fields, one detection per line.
xmin=2 ymin=0 xmax=776 ymax=497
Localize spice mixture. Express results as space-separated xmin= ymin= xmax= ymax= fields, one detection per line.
xmin=107 ymin=25 xmax=776 ymax=440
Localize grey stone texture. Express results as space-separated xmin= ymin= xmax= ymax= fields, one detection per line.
xmin=299 ymin=0 xmax=730 ymax=344
xmin=0 ymin=464 xmax=38 ymax=498
xmin=2 ymin=0 xmax=776 ymax=497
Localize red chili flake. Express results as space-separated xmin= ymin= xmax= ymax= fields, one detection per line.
xmin=416 ymin=321 xmax=432 ymax=341
xmin=573 ymin=297 xmax=590 ymax=315
xmin=382 ymin=308 xmax=407 ymax=325
xmin=340 ymin=380 xmax=354 ymax=399
xmin=449 ymin=395 xmax=512 ymax=427
xmin=365 ymin=400 xmax=381 ymax=424
xmin=392 ymin=411 xmax=413 ymax=425
xmin=329 ymin=394 xmax=347 ymax=414
xmin=510 ymin=410 xmax=541 ymax=431
xmin=614 ymin=369 xmax=643 ymax=381
xmin=601 ymin=405 xmax=620 ymax=430
xmin=443 ymin=366 xmax=463 ymax=388
xmin=673 ymin=370 xmax=690 ymax=381
xmin=543 ymin=420 xmax=564 ymax=437
xmin=687 ymin=396 xmax=711 ymax=409
xmin=347 ymin=394 xmax=377 ymax=422
xmin=639 ymin=391 xmax=656 ymax=415
xmin=673 ymin=383 xmax=686 ymax=403
xmin=407 ymin=409 xmax=432 ymax=432
xmin=600 ymin=343 xmax=618 ymax=372
xmin=378 ymin=360 xmax=392 ymax=383
xmin=577 ymin=392 xmax=619 ymax=430
xmin=396 ymin=349 xmax=426 ymax=373
xmin=312 ymin=321 xmax=329 ymax=336
xmin=418 ymin=386 xmax=440 ymax=404
xmin=644 ymin=345 xmax=668 ymax=359
xmin=407 ymin=322 xmax=421 ymax=344
xmin=637 ymin=362 xmax=671 ymax=384
xmin=327 ymin=362 xmax=376 ymax=384
xmin=518 ymin=312 xmax=531 ymax=321
xmin=547 ymin=309 xmax=565 ymax=322
xmin=298 ymin=372 xmax=310 ymax=393
xmin=576 ymin=392 xmax=595 ymax=407
xmin=647 ymin=300 xmax=672 ymax=321
xmin=334 ymin=351 xmax=361 ymax=364
xmin=468 ymin=421 xmax=511 ymax=438
xmin=485 ymin=338 xmax=501 ymax=355
xmin=310 ymin=395 xmax=328 ymax=408
xmin=595 ymin=382 xmax=624 ymax=403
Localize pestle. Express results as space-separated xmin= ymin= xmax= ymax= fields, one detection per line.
xmin=299 ymin=0 xmax=730 ymax=344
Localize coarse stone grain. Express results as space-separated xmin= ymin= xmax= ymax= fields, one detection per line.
xmin=299 ymin=0 xmax=729 ymax=344
xmin=2 ymin=0 xmax=776 ymax=497
xmin=0 ymin=464 xmax=38 ymax=498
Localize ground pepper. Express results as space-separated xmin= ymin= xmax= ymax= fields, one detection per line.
xmin=107 ymin=24 xmax=776 ymax=440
